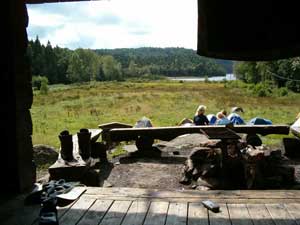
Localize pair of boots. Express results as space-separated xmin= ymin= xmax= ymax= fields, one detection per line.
xmin=59 ymin=129 xmax=91 ymax=161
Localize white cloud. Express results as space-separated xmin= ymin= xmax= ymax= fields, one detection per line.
xmin=27 ymin=0 xmax=198 ymax=49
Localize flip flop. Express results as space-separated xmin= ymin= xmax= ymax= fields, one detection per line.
xmin=25 ymin=179 xmax=85 ymax=205
xmin=57 ymin=186 xmax=86 ymax=201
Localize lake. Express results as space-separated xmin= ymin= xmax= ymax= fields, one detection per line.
xmin=167 ymin=74 xmax=236 ymax=82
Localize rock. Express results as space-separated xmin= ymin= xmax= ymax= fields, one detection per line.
xmin=273 ymin=165 xmax=295 ymax=184
xmin=196 ymin=185 xmax=211 ymax=191
xmin=180 ymin=147 xmax=222 ymax=186
xmin=197 ymin=177 xmax=213 ymax=188
xmin=37 ymin=173 xmax=50 ymax=184
xmin=200 ymin=164 xmax=218 ymax=178
xmin=242 ymin=146 xmax=264 ymax=161
xmin=199 ymin=140 xmax=222 ymax=148
xmin=188 ymin=147 xmax=222 ymax=164
xmin=155 ymin=133 xmax=210 ymax=155
xmin=33 ymin=144 xmax=58 ymax=166
xmin=283 ymin=137 xmax=300 ymax=158
xmin=179 ymin=176 xmax=191 ymax=185
xmin=123 ymin=144 xmax=138 ymax=153
xmin=103 ymin=180 xmax=113 ymax=187
xmin=197 ymin=177 xmax=220 ymax=189
xmin=191 ymin=184 xmax=198 ymax=189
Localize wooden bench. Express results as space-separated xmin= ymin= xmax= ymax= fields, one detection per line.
xmin=105 ymin=124 xmax=290 ymax=151
xmin=107 ymin=124 xmax=290 ymax=141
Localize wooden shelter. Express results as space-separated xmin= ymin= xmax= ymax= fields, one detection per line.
xmin=3 ymin=0 xmax=300 ymax=193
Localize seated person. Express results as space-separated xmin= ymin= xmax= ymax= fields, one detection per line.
xmin=178 ymin=118 xmax=194 ymax=127
xmin=231 ymin=106 xmax=244 ymax=114
xmin=220 ymin=109 xmax=227 ymax=116
xmin=193 ymin=105 xmax=209 ymax=125
xmin=207 ymin=114 xmax=217 ymax=125
xmin=216 ymin=111 xmax=231 ymax=125
xmin=228 ymin=106 xmax=245 ymax=125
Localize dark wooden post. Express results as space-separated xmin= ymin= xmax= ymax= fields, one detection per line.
xmin=1 ymin=0 xmax=35 ymax=192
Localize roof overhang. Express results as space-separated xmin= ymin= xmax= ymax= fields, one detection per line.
xmin=25 ymin=0 xmax=300 ymax=61
xmin=197 ymin=0 xmax=300 ymax=61
xmin=26 ymin=0 xmax=97 ymax=4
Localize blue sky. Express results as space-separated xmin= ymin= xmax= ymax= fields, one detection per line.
xmin=26 ymin=0 xmax=198 ymax=50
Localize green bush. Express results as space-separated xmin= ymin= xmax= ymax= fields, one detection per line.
xmin=32 ymin=76 xmax=49 ymax=90
xmin=223 ymin=80 xmax=293 ymax=97
xmin=142 ymin=74 xmax=166 ymax=80
xmin=276 ymin=87 xmax=289 ymax=96
xmin=257 ymin=88 xmax=267 ymax=97
xmin=251 ymin=82 xmax=273 ymax=97
xmin=204 ymin=76 xmax=209 ymax=83
xmin=40 ymin=79 xmax=49 ymax=95
xmin=286 ymin=80 xmax=300 ymax=93
xmin=221 ymin=78 xmax=227 ymax=83
xmin=247 ymin=83 xmax=255 ymax=90
xmin=224 ymin=80 xmax=248 ymax=89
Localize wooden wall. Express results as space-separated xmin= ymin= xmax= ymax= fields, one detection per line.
xmin=1 ymin=0 xmax=35 ymax=193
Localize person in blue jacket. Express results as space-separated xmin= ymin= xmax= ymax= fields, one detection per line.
xmin=248 ymin=117 xmax=272 ymax=125
xmin=228 ymin=106 xmax=245 ymax=125
xmin=216 ymin=111 xmax=231 ymax=125
xmin=207 ymin=114 xmax=217 ymax=125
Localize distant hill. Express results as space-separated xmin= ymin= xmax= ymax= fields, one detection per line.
xmin=28 ymin=36 xmax=234 ymax=85
xmin=95 ymin=47 xmax=233 ymax=77
xmin=215 ymin=59 xmax=234 ymax=74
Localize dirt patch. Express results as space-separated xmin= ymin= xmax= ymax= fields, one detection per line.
xmin=97 ymin=134 xmax=210 ymax=190
xmin=36 ymin=133 xmax=300 ymax=190
xmin=103 ymin=157 xmax=187 ymax=190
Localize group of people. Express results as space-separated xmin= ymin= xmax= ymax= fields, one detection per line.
xmin=193 ymin=105 xmax=245 ymax=126
xmin=179 ymin=104 xmax=275 ymax=126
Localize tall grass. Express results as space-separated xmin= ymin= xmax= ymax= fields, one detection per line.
xmin=32 ymin=81 xmax=300 ymax=149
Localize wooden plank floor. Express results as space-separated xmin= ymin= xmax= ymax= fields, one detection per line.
xmin=2 ymin=187 xmax=300 ymax=225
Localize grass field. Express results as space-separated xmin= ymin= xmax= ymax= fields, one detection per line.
xmin=31 ymin=80 xmax=300 ymax=149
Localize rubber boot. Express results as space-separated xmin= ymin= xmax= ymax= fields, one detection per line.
xmin=59 ymin=130 xmax=73 ymax=161
xmin=77 ymin=128 xmax=91 ymax=160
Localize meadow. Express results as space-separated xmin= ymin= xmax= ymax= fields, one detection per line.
xmin=32 ymin=80 xmax=300 ymax=149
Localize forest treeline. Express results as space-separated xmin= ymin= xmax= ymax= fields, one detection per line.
xmin=27 ymin=37 xmax=232 ymax=85
xmin=234 ymin=60 xmax=300 ymax=92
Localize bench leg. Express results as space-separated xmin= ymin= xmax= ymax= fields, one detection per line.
xmin=244 ymin=134 xmax=262 ymax=147
xmin=135 ymin=136 xmax=154 ymax=151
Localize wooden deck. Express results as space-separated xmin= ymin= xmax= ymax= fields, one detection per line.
xmin=2 ymin=187 xmax=300 ymax=225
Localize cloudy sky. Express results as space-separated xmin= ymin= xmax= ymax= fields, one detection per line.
xmin=26 ymin=0 xmax=198 ymax=50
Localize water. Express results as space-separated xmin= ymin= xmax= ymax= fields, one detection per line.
xmin=167 ymin=74 xmax=236 ymax=82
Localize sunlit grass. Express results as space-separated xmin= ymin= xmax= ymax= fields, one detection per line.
xmin=32 ymin=80 xmax=300 ymax=149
